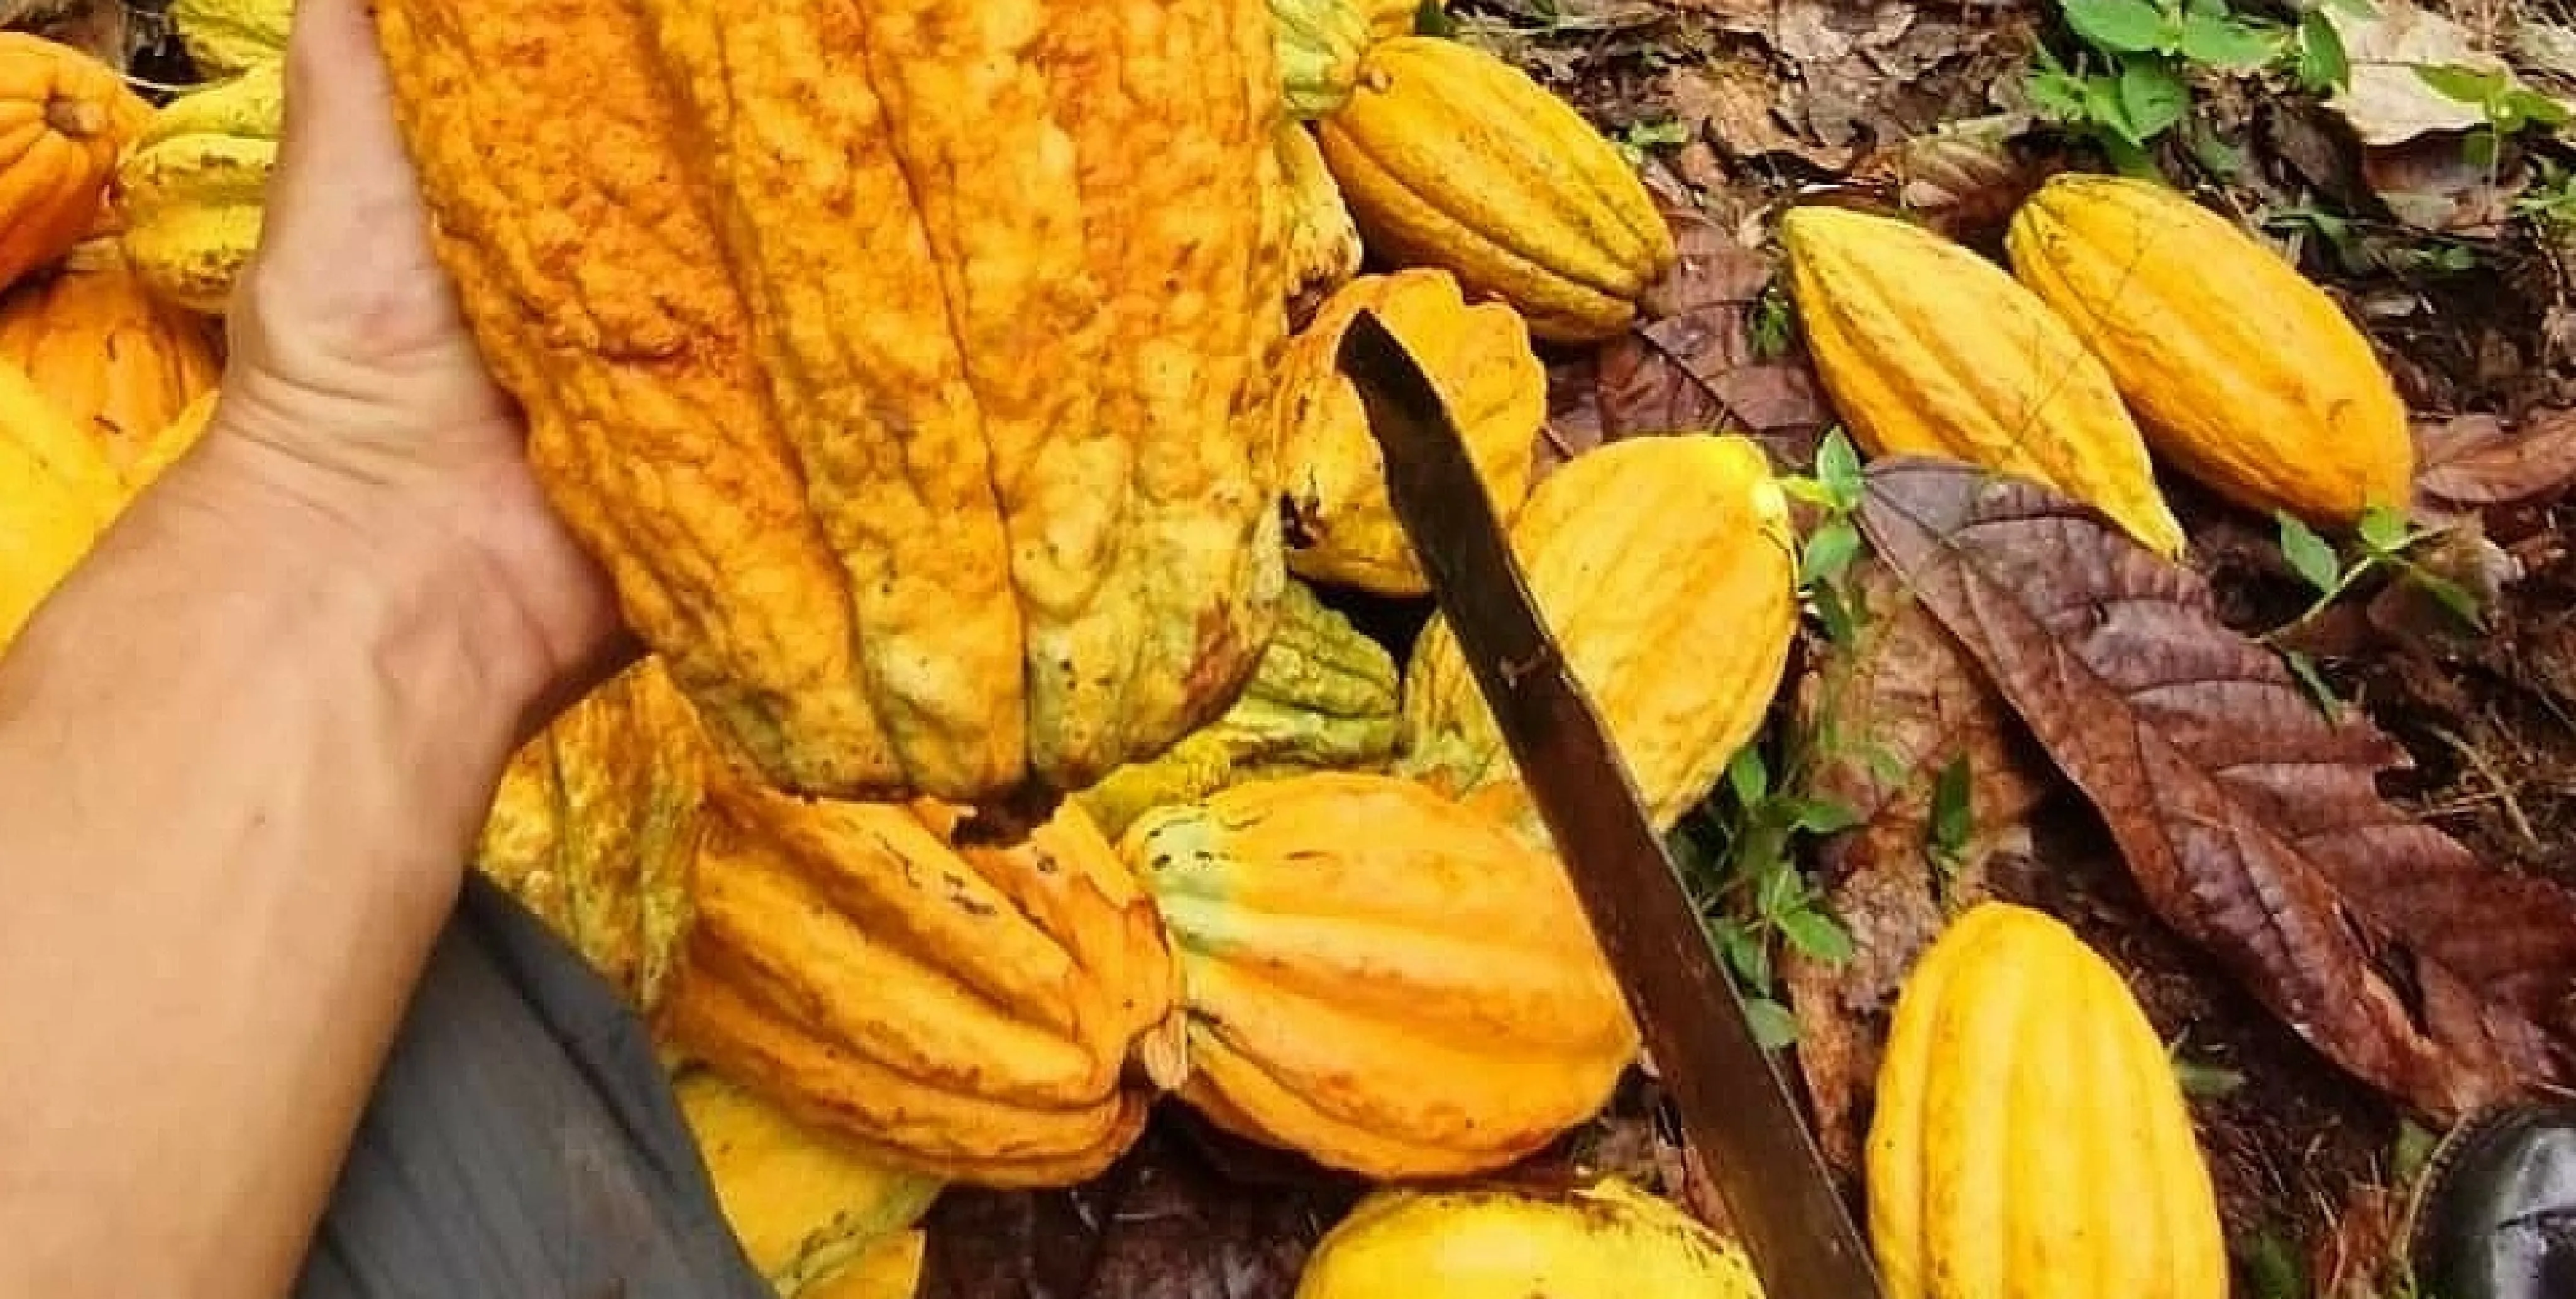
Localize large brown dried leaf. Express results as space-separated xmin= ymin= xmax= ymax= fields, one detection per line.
xmin=2416 ymin=408 xmax=2576 ymax=510
xmin=1856 ymin=457 xmax=2576 ymax=1122
xmin=1783 ymin=559 xmax=2049 ymax=1175
xmin=919 ymin=1121 xmax=1360 ymax=1299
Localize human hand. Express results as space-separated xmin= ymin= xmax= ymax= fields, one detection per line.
xmin=143 ymin=0 xmax=625 ymax=727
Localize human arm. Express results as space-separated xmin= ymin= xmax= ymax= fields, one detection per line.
xmin=0 ymin=3 xmax=624 ymax=1294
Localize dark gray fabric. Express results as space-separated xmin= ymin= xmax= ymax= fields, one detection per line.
xmin=294 ymin=873 xmax=771 ymax=1299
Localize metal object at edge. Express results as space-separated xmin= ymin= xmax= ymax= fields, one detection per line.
xmin=1334 ymin=309 xmax=1885 ymax=1299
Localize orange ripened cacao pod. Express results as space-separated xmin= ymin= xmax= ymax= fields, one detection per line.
xmin=0 ymin=35 xmax=150 ymax=296
xmin=1400 ymin=434 xmax=1798 ymax=837
xmin=0 ymin=239 xmax=222 ymax=472
xmin=373 ymin=0 xmax=1294 ymax=812
xmin=1315 ymin=37 xmax=1676 ymax=343
xmin=660 ymin=774 xmax=1184 ymax=1189
xmin=2006 ymin=173 xmax=2414 ymax=527
xmin=1780 ymin=203 xmax=2189 ymax=559
xmin=1868 ymin=901 xmax=2226 ymax=1299
xmin=1275 ymin=268 xmax=1544 ymax=596
xmin=1123 ymin=770 xmax=1638 ymax=1178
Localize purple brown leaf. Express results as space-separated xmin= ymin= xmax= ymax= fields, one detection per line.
xmin=1857 ymin=457 xmax=2576 ymax=1123
xmin=2415 ymin=408 xmax=2576 ymax=511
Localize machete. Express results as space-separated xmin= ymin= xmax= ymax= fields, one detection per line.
xmin=1335 ymin=309 xmax=1885 ymax=1299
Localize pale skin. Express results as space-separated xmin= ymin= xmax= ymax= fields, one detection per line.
xmin=0 ymin=2 xmax=629 ymax=1295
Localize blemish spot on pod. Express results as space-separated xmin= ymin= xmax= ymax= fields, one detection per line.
xmin=1778 ymin=202 xmax=2189 ymax=560
xmin=2005 ymin=173 xmax=2414 ymax=529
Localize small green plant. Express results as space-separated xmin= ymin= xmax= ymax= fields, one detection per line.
xmin=1778 ymin=427 xmax=1869 ymax=645
xmin=1748 ymin=278 xmax=1795 ymax=360
xmin=2416 ymin=62 xmax=2572 ymax=171
xmin=2028 ymin=0 xmax=2365 ymax=173
xmin=2515 ymin=157 xmax=2576 ymax=230
xmin=1926 ymin=753 xmax=1975 ymax=892
xmin=1612 ymin=116 xmax=1692 ymax=168
xmin=1671 ymin=745 xmax=1863 ymax=1049
xmin=2268 ymin=505 xmax=2483 ymax=711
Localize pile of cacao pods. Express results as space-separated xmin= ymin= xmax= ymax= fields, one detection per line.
xmin=0 ymin=0 xmax=2485 ymax=1293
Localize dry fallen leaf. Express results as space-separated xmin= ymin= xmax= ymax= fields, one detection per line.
xmin=1858 ymin=457 xmax=2576 ymax=1124
xmin=1844 ymin=113 xmax=2056 ymax=243
xmin=1782 ymin=559 xmax=2050 ymax=1176
xmin=2416 ymin=407 xmax=2576 ymax=510
xmin=920 ymin=1122 xmax=1361 ymax=1299
xmin=1580 ymin=208 xmax=1829 ymax=466
xmin=2326 ymin=1 xmax=2523 ymax=146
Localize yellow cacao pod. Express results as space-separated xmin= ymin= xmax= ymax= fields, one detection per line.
xmin=1124 ymin=770 xmax=1638 ymax=1178
xmin=1295 ymin=1177 xmax=1766 ymax=1299
xmin=375 ymin=0 xmax=1292 ymax=811
xmin=2006 ymin=173 xmax=2414 ymax=527
xmin=116 ymin=56 xmax=281 ymax=316
xmin=167 ymin=0 xmax=293 ymax=80
xmin=1400 ymin=434 xmax=1797 ymax=837
xmin=1868 ymin=901 xmax=2226 ymax=1299
xmin=1277 ymin=268 xmax=1544 ymax=596
xmin=1273 ymin=0 xmax=1369 ymax=119
xmin=1316 ymin=36 xmax=1676 ymax=343
xmin=0 ymin=355 xmax=123 ymax=649
xmin=1780 ymin=204 xmax=2188 ymax=559
xmin=678 ymin=1068 xmax=944 ymax=1298
xmin=0 ymin=238 xmax=223 ymax=473
xmin=1073 ymin=578 xmax=1400 ymax=840
xmin=1276 ymin=122 xmax=1364 ymax=326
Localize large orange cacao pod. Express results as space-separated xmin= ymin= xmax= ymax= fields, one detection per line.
xmin=1399 ymin=434 xmax=1797 ymax=837
xmin=0 ymin=355 xmax=123 ymax=648
xmin=1315 ymin=36 xmax=1676 ymax=343
xmin=0 ymin=239 xmax=221 ymax=471
xmin=1868 ymin=901 xmax=2226 ymax=1299
xmin=1123 ymin=770 xmax=1638 ymax=1178
xmin=373 ymin=0 xmax=1295 ymax=812
xmin=660 ymin=766 xmax=1185 ymax=1189
xmin=1780 ymin=204 xmax=2189 ymax=559
xmin=2006 ymin=173 xmax=2414 ymax=527
xmin=1276 ymin=268 xmax=1543 ymax=596
xmin=0 ymin=35 xmax=150 ymax=295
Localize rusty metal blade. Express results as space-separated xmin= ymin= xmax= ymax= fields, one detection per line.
xmin=1334 ymin=309 xmax=1884 ymax=1299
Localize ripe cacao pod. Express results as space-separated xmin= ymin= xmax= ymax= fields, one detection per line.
xmin=2006 ymin=173 xmax=2414 ymax=527
xmin=1780 ymin=204 xmax=2189 ymax=559
xmin=1401 ymin=434 xmax=1797 ymax=837
xmin=1073 ymin=578 xmax=1400 ymax=840
xmin=1315 ymin=36 xmax=1676 ymax=343
xmin=1294 ymin=1177 xmax=1766 ymax=1298
xmin=1868 ymin=901 xmax=2226 ymax=1299
xmin=1276 ymin=122 xmax=1364 ymax=326
xmin=1124 ymin=770 xmax=1638 ymax=1178
xmin=0 ymin=356 xmax=123 ymax=648
xmin=0 ymin=239 xmax=222 ymax=471
xmin=167 ymin=0 xmax=293 ymax=80
xmin=676 ymin=1068 xmax=945 ymax=1297
xmin=661 ymin=769 xmax=1186 ymax=1188
xmin=1273 ymin=0 xmax=1369 ymax=119
xmin=116 ymin=56 xmax=280 ymax=315
xmin=1277 ymin=268 xmax=1544 ymax=596
xmin=0 ymin=35 xmax=151 ymax=296
xmin=474 ymin=657 xmax=708 ymax=1011
xmin=374 ymin=0 xmax=1294 ymax=813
